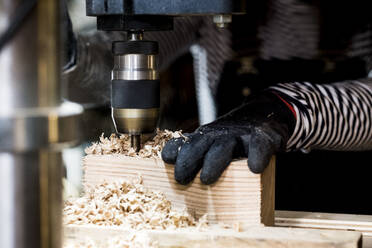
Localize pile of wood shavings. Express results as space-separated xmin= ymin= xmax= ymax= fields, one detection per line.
xmin=84 ymin=129 xmax=185 ymax=158
xmin=64 ymin=177 xmax=207 ymax=230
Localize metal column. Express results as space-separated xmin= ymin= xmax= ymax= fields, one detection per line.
xmin=0 ymin=0 xmax=82 ymax=247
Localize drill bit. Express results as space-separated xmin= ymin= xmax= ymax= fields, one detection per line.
xmin=130 ymin=134 xmax=141 ymax=152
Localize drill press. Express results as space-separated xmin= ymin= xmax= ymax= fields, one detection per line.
xmin=86 ymin=0 xmax=246 ymax=151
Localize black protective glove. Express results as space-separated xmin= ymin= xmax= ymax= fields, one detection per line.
xmin=161 ymin=91 xmax=296 ymax=185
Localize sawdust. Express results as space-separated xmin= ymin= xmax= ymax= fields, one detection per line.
xmin=84 ymin=129 xmax=185 ymax=158
xmin=63 ymin=177 xmax=207 ymax=231
xmin=63 ymin=178 xmax=207 ymax=247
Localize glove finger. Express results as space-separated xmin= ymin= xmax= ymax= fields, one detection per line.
xmin=174 ymin=134 xmax=213 ymax=185
xmin=200 ymin=137 xmax=236 ymax=185
xmin=239 ymin=133 xmax=251 ymax=157
xmin=161 ymin=137 xmax=186 ymax=164
xmin=241 ymin=132 xmax=276 ymax=174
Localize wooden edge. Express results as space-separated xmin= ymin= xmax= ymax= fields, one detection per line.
xmin=261 ymin=156 xmax=276 ymax=226
xmin=275 ymin=211 xmax=372 ymax=248
xmin=64 ymin=224 xmax=361 ymax=248
xmin=275 ymin=211 xmax=372 ymax=236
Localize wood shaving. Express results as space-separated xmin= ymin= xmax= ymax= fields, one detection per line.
xmin=218 ymin=221 xmax=242 ymax=232
xmin=84 ymin=129 xmax=185 ymax=158
xmin=63 ymin=177 xmax=206 ymax=231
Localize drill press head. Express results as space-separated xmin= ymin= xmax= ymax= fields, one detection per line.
xmin=111 ymin=32 xmax=159 ymax=152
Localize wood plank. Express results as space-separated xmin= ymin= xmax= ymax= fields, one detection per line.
xmin=275 ymin=211 xmax=372 ymax=248
xmin=364 ymin=237 xmax=372 ymax=248
xmin=64 ymin=224 xmax=362 ymax=248
xmin=83 ymin=155 xmax=275 ymax=226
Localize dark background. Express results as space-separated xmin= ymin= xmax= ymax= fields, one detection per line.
xmin=276 ymin=150 xmax=372 ymax=215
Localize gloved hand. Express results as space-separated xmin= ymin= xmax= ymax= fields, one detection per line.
xmin=161 ymin=91 xmax=296 ymax=185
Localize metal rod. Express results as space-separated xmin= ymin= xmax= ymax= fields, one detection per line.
xmin=130 ymin=134 xmax=141 ymax=152
xmin=0 ymin=0 xmax=60 ymax=110
xmin=0 ymin=151 xmax=62 ymax=248
xmin=128 ymin=31 xmax=144 ymax=41
xmin=0 ymin=0 xmax=78 ymax=247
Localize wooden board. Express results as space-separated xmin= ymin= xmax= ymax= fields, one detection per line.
xmin=83 ymin=155 xmax=275 ymax=226
xmin=64 ymin=224 xmax=362 ymax=248
xmin=275 ymin=211 xmax=372 ymax=248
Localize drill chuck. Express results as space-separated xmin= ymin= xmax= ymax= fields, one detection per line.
xmin=111 ymin=37 xmax=160 ymax=147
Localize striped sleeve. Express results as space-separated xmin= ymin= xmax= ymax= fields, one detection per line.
xmin=269 ymin=79 xmax=372 ymax=152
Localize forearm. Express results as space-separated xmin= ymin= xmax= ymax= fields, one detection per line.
xmin=269 ymin=78 xmax=372 ymax=151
